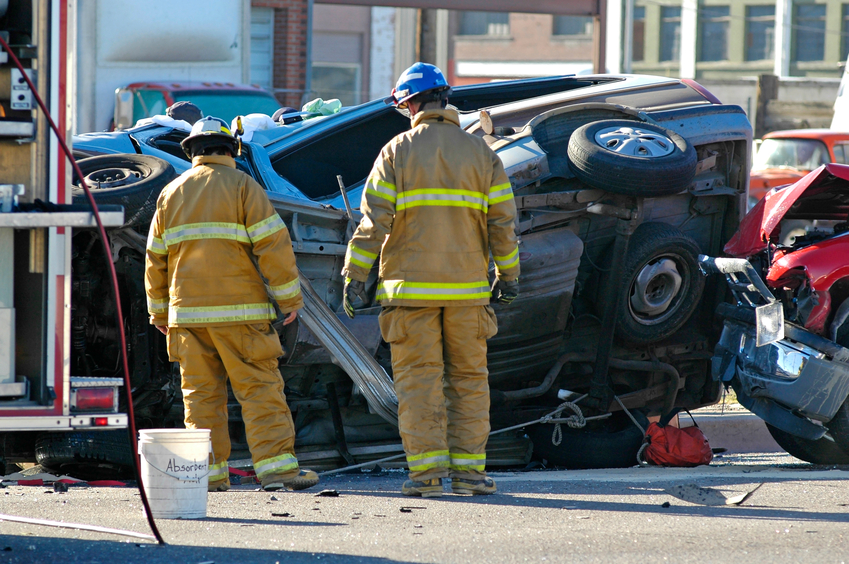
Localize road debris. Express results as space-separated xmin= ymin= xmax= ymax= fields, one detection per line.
xmin=665 ymin=483 xmax=764 ymax=506
xmin=315 ymin=489 xmax=339 ymax=497
xmin=400 ymin=506 xmax=426 ymax=513
xmin=271 ymin=512 xmax=292 ymax=517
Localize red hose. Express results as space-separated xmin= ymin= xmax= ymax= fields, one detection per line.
xmin=0 ymin=35 xmax=165 ymax=545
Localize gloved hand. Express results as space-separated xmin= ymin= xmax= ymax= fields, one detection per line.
xmin=491 ymin=278 xmax=519 ymax=305
xmin=343 ymin=279 xmax=368 ymax=318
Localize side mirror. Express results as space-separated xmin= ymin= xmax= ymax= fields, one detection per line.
xmin=114 ymin=88 xmax=134 ymax=130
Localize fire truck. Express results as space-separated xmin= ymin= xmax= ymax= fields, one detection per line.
xmin=0 ymin=0 xmax=126 ymax=473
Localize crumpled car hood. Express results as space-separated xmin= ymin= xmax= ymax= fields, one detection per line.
xmin=725 ymin=163 xmax=849 ymax=257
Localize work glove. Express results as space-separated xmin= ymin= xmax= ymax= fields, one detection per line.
xmin=343 ymin=278 xmax=367 ymax=318
xmin=491 ymin=278 xmax=519 ymax=305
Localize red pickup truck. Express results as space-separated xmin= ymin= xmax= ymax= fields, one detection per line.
xmin=749 ymin=129 xmax=849 ymax=203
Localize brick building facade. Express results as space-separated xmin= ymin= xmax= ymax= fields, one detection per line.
xmin=251 ymin=0 xmax=310 ymax=108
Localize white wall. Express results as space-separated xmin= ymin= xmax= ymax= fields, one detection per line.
xmin=74 ymin=0 xmax=249 ymax=133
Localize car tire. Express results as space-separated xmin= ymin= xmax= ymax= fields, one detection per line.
xmin=825 ymin=399 xmax=849 ymax=458
xmin=71 ymin=154 xmax=177 ymax=228
xmin=527 ymin=410 xmax=648 ymax=469
xmin=611 ymin=222 xmax=704 ymax=346
xmin=567 ymin=119 xmax=697 ymax=197
xmin=34 ymin=430 xmax=135 ymax=479
xmin=766 ymin=423 xmax=849 ymax=464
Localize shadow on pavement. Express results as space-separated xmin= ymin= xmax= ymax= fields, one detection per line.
xmin=0 ymin=535 xmax=411 ymax=564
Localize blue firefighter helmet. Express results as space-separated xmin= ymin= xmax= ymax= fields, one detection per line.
xmin=391 ymin=62 xmax=452 ymax=108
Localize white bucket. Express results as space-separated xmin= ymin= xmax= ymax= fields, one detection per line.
xmin=138 ymin=429 xmax=211 ymax=519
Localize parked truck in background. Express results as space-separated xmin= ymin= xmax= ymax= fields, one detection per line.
xmin=74 ymin=0 xmax=256 ymax=133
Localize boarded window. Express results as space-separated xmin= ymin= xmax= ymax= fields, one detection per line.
xmin=745 ymin=5 xmax=775 ymax=61
xmin=699 ymin=6 xmax=730 ymax=61
xmin=795 ymin=4 xmax=826 ymax=62
xmin=633 ymin=6 xmax=646 ymax=62
xmin=660 ymin=6 xmax=681 ymax=62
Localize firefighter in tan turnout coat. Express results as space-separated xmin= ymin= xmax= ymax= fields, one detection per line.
xmin=342 ymin=63 xmax=520 ymax=497
xmin=144 ymin=117 xmax=318 ymax=492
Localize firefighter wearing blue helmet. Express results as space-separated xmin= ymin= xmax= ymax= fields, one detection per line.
xmin=342 ymin=63 xmax=521 ymax=497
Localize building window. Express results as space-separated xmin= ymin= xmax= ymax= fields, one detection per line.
xmin=842 ymin=4 xmax=849 ymax=61
xmin=311 ymin=63 xmax=361 ymax=106
xmin=552 ymin=15 xmax=593 ymax=36
xmin=458 ymin=11 xmax=509 ymax=36
xmin=795 ymin=3 xmax=826 ymax=61
xmin=633 ymin=6 xmax=646 ymax=62
xmin=699 ymin=6 xmax=730 ymax=61
xmin=660 ymin=6 xmax=681 ymax=62
xmin=745 ymin=5 xmax=775 ymax=61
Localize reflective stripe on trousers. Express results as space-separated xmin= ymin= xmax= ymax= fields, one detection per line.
xmin=406 ymin=450 xmax=450 ymax=472
xmin=208 ymin=460 xmax=229 ymax=482
xmin=254 ymin=453 xmax=299 ymax=479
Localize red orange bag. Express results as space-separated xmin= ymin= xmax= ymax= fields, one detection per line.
xmin=640 ymin=410 xmax=713 ymax=467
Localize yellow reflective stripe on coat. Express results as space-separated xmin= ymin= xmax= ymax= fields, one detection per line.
xmin=376 ymin=280 xmax=491 ymax=301
xmin=488 ymin=182 xmax=514 ymax=205
xmin=396 ymin=188 xmax=488 ymax=212
xmin=407 ymin=450 xmax=450 ymax=472
xmin=169 ymin=303 xmax=275 ymax=325
xmin=147 ymin=235 xmax=167 ymax=255
xmin=493 ymin=246 xmax=520 ymax=270
xmin=365 ymin=178 xmax=397 ymax=203
xmin=347 ymin=244 xmax=378 ymax=269
xmin=449 ymin=452 xmax=486 ymax=472
xmin=209 ymin=460 xmax=229 ymax=481
xmin=247 ymin=214 xmax=286 ymax=243
xmin=162 ymin=222 xmax=250 ymax=246
xmin=254 ymin=453 xmax=299 ymax=478
xmin=268 ymin=278 xmax=301 ymax=300
xmin=147 ymin=296 xmax=169 ymax=314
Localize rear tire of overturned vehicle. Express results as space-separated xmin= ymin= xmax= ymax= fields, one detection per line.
xmin=613 ymin=222 xmax=704 ymax=345
xmin=71 ymin=154 xmax=177 ymax=228
xmin=567 ymin=119 xmax=697 ymax=197
xmin=35 ymin=430 xmax=135 ymax=479
xmin=527 ymin=410 xmax=649 ymax=469
xmin=766 ymin=423 xmax=849 ymax=464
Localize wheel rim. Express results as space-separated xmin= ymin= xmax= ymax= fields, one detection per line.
xmin=82 ymin=166 xmax=145 ymax=189
xmin=629 ymin=255 xmax=686 ymax=325
xmin=594 ymin=125 xmax=676 ymax=158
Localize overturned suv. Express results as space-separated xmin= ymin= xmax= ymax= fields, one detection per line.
xmin=5 ymin=75 xmax=751 ymax=476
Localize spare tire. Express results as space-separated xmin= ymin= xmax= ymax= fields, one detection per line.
xmin=34 ymin=430 xmax=135 ymax=480
xmin=71 ymin=154 xmax=177 ymax=228
xmin=567 ymin=119 xmax=697 ymax=197
xmin=528 ymin=410 xmax=648 ymax=469
xmin=613 ymin=222 xmax=704 ymax=345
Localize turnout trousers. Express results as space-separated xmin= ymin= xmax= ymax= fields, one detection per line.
xmin=168 ymin=322 xmax=300 ymax=488
xmin=379 ymin=305 xmax=498 ymax=481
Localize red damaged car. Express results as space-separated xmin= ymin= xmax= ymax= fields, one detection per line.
xmin=702 ymin=164 xmax=849 ymax=464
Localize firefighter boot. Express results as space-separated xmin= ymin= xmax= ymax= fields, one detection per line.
xmin=402 ymin=478 xmax=444 ymax=498
xmin=261 ymin=469 xmax=320 ymax=491
xmin=208 ymin=478 xmax=231 ymax=492
xmin=451 ymin=476 xmax=497 ymax=495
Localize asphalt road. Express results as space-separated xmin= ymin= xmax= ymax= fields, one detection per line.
xmin=1 ymin=452 xmax=847 ymax=564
